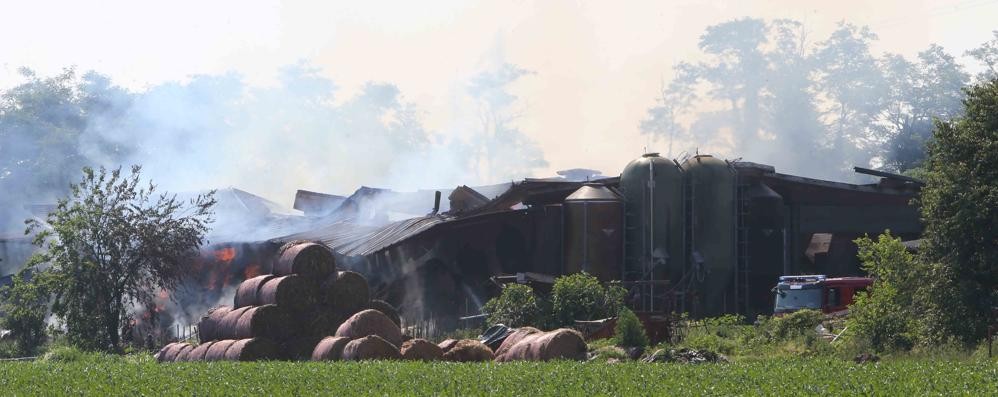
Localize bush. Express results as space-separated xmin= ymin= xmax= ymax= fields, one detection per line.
xmin=765 ymin=309 xmax=825 ymax=341
xmin=847 ymin=232 xmax=921 ymax=351
xmin=614 ymin=307 xmax=648 ymax=348
xmin=549 ymin=272 xmax=625 ymax=327
xmin=482 ymin=283 xmax=542 ymax=328
xmin=0 ymin=271 xmax=50 ymax=355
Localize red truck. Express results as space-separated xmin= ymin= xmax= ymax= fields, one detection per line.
xmin=773 ymin=275 xmax=873 ymax=315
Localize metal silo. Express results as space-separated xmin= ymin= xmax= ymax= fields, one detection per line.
xmin=682 ymin=154 xmax=736 ymax=317
xmin=619 ymin=153 xmax=685 ymax=283
xmin=562 ymin=184 xmax=624 ymax=281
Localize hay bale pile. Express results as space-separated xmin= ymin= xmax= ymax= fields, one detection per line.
xmin=156 ymin=241 xmax=401 ymax=363
xmin=494 ymin=328 xmax=587 ymax=362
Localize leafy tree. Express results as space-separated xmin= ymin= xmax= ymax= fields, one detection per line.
xmin=467 ymin=62 xmax=547 ymax=182
xmin=847 ymin=233 xmax=921 ymax=351
xmin=0 ymin=272 xmax=50 ymax=355
xmin=482 ymin=283 xmax=541 ymax=328
xmin=966 ymin=30 xmax=998 ymax=82
xmin=918 ymin=78 xmax=998 ymax=345
xmin=549 ymin=272 xmax=625 ymax=327
xmin=22 ymin=166 xmax=215 ymax=351
xmin=0 ymin=68 xmax=132 ymax=230
xmin=614 ymin=307 xmax=648 ymax=348
xmin=813 ymin=22 xmax=886 ymax=166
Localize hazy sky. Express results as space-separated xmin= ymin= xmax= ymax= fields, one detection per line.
xmin=3 ymin=0 xmax=996 ymax=189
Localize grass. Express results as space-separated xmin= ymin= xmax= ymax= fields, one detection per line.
xmin=0 ymin=355 xmax=995 ymax=396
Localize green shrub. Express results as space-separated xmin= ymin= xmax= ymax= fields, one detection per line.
xmin=40 ymin=344 xmax=91 ymax=362
xmin=765 ymin=309 xmax=824 ymax=341
xmin=847 ymin=232 xmax=920 ymax=351
xmin=482 ymin=283 xmax=541 ymax=328
xmin=614 ymin=307 xmax=648 ymax=348
xmin=0 ymin=271 xmax=51 ymax=355
xmin=549 ymin=272 xmax=625 ymax=327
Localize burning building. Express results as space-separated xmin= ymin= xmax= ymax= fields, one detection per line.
xmin=3 ymin=153 xmax=920 ymax=334
xmin=192 ymin=152 xmax=920 ymax=328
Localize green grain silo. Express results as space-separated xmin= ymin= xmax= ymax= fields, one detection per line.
xmin=619 ymin=153 xmax=685 ymax=287
xmin=682 ymin=154 xmax=736 ymax=317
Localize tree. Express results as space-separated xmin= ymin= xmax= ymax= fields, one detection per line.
xmin=0 ymin=68 xmax=133 ymax=230
xmin=614 ymin=307 xmax=648 ymax=348
xmin=482 ymin=283 xmax=541 ymax=328
xmin=23 ymin=166 xmax=215 ymax=351
xmin=813 ymin=23 xmax=886 ymax=168
xmin=966 ymin=30 xmax=998 ymax=83
xmin=918 ymin=78 xmax=998 ymax=345
xmin=847 ymin=233 xmax=921 ymax=351
xmin=0 ymin=272 xmax=50 ymax=355
xmin=467 ymin=62 xmax=547 ymax=182
xmin=549 ymin=272 xmax=625 ymax=327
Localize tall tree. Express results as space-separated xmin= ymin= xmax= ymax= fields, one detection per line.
xmin=0 ymin=68 xmax=132 ymax=230
xmin=23 ymin=166 xmax=215 ymax=351
xmin=639 ymin=62 xmax=698 ymax=156
xmin=696 ymin=18 xmax=769 ymax=148
xmin=919 ymin=78 xmax=998 ymax=344
xmin=813 ymin=23 xmax=886 ymax=168
xmin=967 ymin=30 xmax=998 ymax=83
xmin=468 ymin=62 xmax=547 ymax=182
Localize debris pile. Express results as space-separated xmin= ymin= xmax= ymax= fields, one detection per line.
xmin=642 ymin=347 xmax=728 ymax=364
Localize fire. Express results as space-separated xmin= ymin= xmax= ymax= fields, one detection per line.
xmin=244 ymin=264 xmax=262 ymax=279
xmin=214 ymin=247 xmax=237 ymax=263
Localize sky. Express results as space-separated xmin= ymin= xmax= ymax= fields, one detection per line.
xmin=2 ymin=0 xmax=996 ymax=200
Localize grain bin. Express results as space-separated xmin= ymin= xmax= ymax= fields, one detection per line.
xmin=681 ymin=154 xmax=736 ymax=316
xmin=562 ymin=184 xmax=624 ymax=281
xmin=619 ymin=153 xmax=685 ymax=282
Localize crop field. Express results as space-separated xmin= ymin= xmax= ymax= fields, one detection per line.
xmin=0 ymin=357 xmax=995 ymax=396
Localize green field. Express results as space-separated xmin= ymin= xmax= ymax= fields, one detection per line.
xmin=1 ymin=357 xmax=995 ymax=396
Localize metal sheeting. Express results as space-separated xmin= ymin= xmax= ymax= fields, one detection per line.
xmin=273 ymin=216 xmax=447 ymax=257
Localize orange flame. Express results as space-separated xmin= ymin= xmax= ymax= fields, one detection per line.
xmin=244 ymin=264 xmax=262 ymax=279
xmin=214 ymin=247 xmax=236 ymax=263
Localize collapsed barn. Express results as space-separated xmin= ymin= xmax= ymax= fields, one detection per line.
xmin=175 ymin=153 xmax=920 ymax=332
xmin=0 ymin=153 xmax=922 ymax=337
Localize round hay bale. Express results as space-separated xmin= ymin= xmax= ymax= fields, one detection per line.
xmin=437 ymin=339 xmax=459 ymax=353
xmin=223 ymin=338 xmax=282 ymax=361
xmin=234 ymin=275 xmax=276 ymax=308
xmin=258 ymin=275 xmax=318 ymax=313
xmin=322 ymin=271 xmax=369 ymax=315
xmin=311 ymin=336 xmax=351 ymax=361
xmin=275 ymin=242 xmax=335 ymax=279
xmin=341 ymin=335 xmax=401 ymax=361
xmin=296 ymin=307 xmax=342 ymax=338
xmin=197 ymin=306 xmax=233 ymax=342
xmin=162 ymin=342 xmax=192 ymax=362
xmin=442 ymin=339 xmax=493 ymax=362
xmin=496 ymin=328 xmax=586 ymax=362
xmin=335 ymin=309 xmax=402 ymax=348
xmin=400 ymin=339 xmax=443 ymax=361
xmin=215 ymin=306 xmax=253 ymax=340
xmin=368 ymin=300 xmax=401 ymax=328
xmin=204 ymin=339 xmax=237 ymax=361
xmin=284 ymin=336 xmax=323 ymax=361
xmin=493 ymin=326 xmax=542 ymax=359
xmin=185 ymin=341 xmax=216 ymax=362
xmin=155 ymin=342 xmax=179 ymax=363
xmin=172 ymin=344 xmax=195 ymax=362
xmin=233 ymin=304 xmax=295 ymax=341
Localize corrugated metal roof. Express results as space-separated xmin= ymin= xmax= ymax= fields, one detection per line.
xmin=272 ymin=215 xmax=447 ymax=257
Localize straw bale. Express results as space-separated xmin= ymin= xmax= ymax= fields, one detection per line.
xmin=335 ymin=309 xmax=402 ymax=347
xmin=341 ymin=335 xmax=401 ymax=361
xmin=310 ymin=336 xmax=351 ymax=361
xmin=233 ymin=275 xmax=276 ymax=308
xmin=400 ymin=338 xmax=443 ymax=361
xmin=368 ymin=299 xmax=401 ymax=328
xmin=274 ymin=242 xmax=335 ymax=279
xmin=223 ymin=338 xmax=282 ymax=361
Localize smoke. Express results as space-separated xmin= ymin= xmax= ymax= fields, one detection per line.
xmin=640 ymin=18 xmax=973 ymax=180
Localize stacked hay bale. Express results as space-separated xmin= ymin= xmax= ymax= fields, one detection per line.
xmin=493 ymin=328 xmax=587 ymax=362
xmin=157 ymin=241 xmax=399 ymax=362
